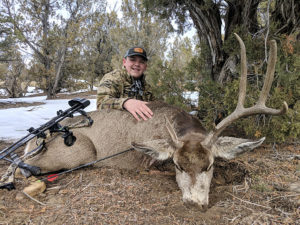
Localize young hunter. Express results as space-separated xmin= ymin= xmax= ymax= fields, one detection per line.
xmin=97 ymin=47 xmax=155 ymax=121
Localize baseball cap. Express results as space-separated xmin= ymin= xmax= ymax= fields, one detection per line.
xmin=124 ymin=47 xmax=148 ymax=61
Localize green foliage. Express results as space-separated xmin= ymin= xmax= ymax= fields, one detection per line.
xmin=223 ymin=28 xmax=270 ymax=69
xmin=0 ymin=11 xmax=16 ymax=61
xmin=0 ymin=48 xmax=29 ymax=97
xmin=197 ymin=80 xmax=225 ymax=130
xmin=142 ymin=0 xmax=189 ymax=33
xmin=1 ymin=0 xmax=108 ymax=97
xmin=110 ymin=0 xmax=170 ymax=66
xmin=192 ymin=39 xmax=213 ymax=80
xmin=191 ymin=26 xmax=299 ymax=143
xmin=147 ymin=25 xmax=299 ymax=144
xmin=195 ymin=50 xmax=300 ymax=143
xmin=147 ymin=57 xmax=191 ymax=111
xmin=147 ymin=36 xmax=201 ymax=111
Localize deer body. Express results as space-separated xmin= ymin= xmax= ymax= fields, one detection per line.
xmin=23 ymin=34 xmax=287 ymax=209
xmin=25 ymin=102 xmax=189 ymax=171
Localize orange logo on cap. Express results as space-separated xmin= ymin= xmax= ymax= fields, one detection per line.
xmin=134 ymin=48 xmax=143 ymax=53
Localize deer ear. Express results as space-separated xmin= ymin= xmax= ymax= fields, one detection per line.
xmin=212 ymin=137 xmax=265 ymax=160
xmin=165 ymin=116 xmax=184 ymax=149
xmin=131 ymin=139 xmax=177 ymax=161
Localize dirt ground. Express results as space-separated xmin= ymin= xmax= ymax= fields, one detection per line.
xmin=0 ymin=92 xmax=299 ymax=225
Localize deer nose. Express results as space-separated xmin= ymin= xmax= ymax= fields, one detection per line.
xmin=183 ymin=200 xmax=209 ymax=212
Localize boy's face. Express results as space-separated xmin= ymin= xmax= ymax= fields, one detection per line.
xmin=123 ymin=55 xmax=147 ymax=79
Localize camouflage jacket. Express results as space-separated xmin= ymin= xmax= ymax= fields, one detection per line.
xmin=97 ymin=69 xmax=155 ymax=110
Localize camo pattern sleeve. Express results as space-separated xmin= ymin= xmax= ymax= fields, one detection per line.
xmin=96 ymin=69 xmax=129 ymax=110
xmin=143 ymin=81 xmax=155 ymax=102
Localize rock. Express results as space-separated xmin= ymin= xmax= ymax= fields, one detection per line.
xmin=289 ymin=182 xmax=300 ymax=193
xmin=28 ymin=176 xmax=39 ymax=182
xmin=23 ymin=181 xmax=46 ymax=197
xmin=0 ymin=200 xmax=6 ymax=209
xmin=47 ymin=196 xmax=65 ymax=205
xmin=16 ymin=192 xmax=25 ymax=201
xmin=14 ymin=168 xmax=23 ymax=179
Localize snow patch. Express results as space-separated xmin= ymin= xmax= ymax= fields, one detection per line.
xmin=0 ymin=96 xmax=96 ymax=141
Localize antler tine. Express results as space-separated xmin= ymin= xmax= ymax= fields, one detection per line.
xmin=256 ymin=39 xmax=288 ymax=114
xmin=234 ymin=33 xmax=247 ymax=110
xmin=202 ymin=34 xmax=288 ymax=147
xmin=202 ymin=33 xmax=249 ymax=146
xmin=257 ymin=40 xmax=277 ymax=105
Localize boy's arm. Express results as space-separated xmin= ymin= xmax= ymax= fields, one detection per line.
xmin=96 ymin=74 xmax=129 ymax=110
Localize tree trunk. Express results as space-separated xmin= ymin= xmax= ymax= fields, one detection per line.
xmin=271 ymin=0 xmax=300 ymax=35
xmin=218 ymin=0 xmax=260 ymax=84
xmin=186 ymin=0 xmax=224 ymax=81
xmin=186 ymin=0 xmax=260 ymax=83
xmin=51 ymin=46 xmax=67 ymax=97
xmin=217 ymin=55 xmax=238 ymax=83
xmin=48 ymin=2 xmax=81 ymax=98
xmin=224 ymin=0 xmax=260 ymax=40
xmin=45 ymin=59 xmax=53 ymax=99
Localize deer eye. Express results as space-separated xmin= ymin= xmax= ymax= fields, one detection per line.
xmin=206 ymin=164 xmax=213 ymax=172
xmin=175 ymin=163 xmax=184 ymax=172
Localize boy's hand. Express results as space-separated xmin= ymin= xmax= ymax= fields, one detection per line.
xmin=123 ymin=99 xmax=153 ymax=121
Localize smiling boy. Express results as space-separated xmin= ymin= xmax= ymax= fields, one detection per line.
xmin=97 ymin=47 xmax=155 ymax=121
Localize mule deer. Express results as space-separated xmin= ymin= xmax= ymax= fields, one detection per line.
xmin=22 ymin=34 xmax=287 ymax=209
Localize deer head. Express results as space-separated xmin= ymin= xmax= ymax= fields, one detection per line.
xmin=167 ymin=34 xmax=287 ymax=209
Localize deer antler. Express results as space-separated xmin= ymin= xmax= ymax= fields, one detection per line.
xmin=202 ymin=33 xmax=288 ymax=147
